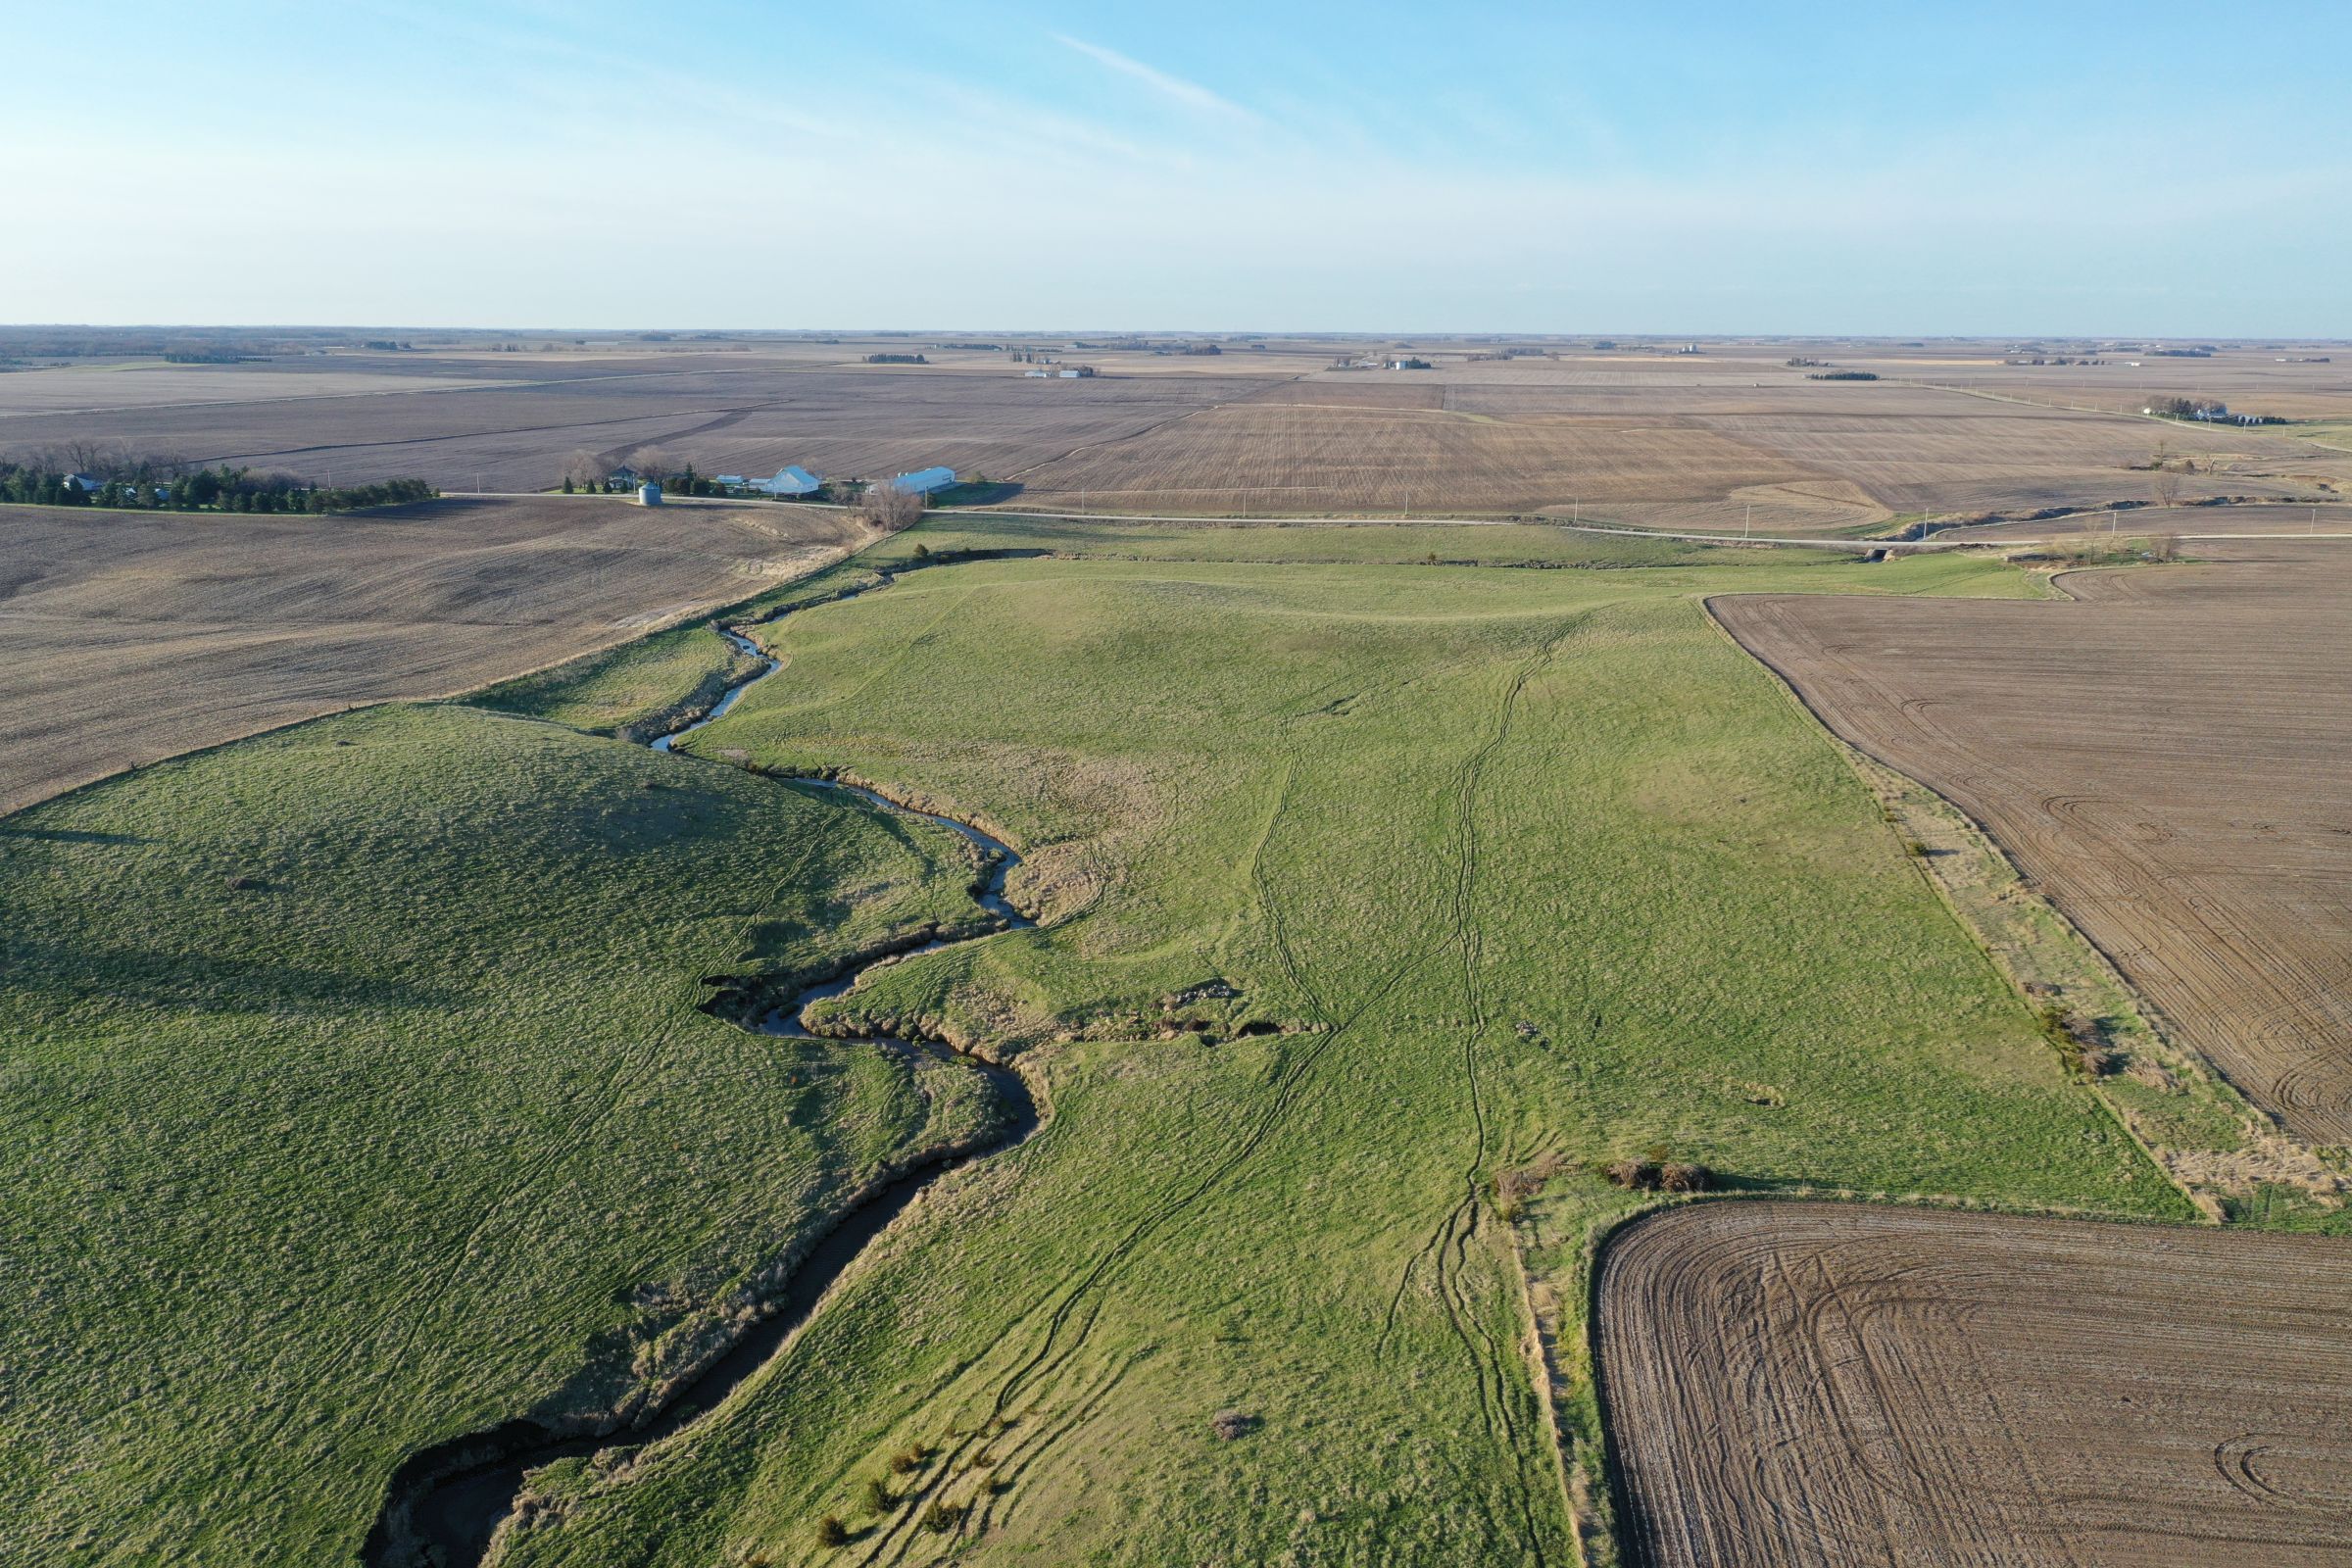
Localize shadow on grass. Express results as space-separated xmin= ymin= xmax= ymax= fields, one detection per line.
xmin=937 ymin=480 xmax=1024 ymax=506
xmin=0 ymin=825 xmax=153 ymax=845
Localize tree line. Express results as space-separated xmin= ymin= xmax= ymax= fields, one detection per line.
xmin=0 ymin=459 xmax=434 ymax=514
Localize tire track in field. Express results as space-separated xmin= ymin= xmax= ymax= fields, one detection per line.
xmin=191 ymin=405 xmax=767 ymax=467
xmin=600 ymin=399 xmax=794 ymax=468
xmin=853 ymin=749 xmax=1428 ymax=1564
xmin=1378 ymin=625 xmax=1571 ymax=1565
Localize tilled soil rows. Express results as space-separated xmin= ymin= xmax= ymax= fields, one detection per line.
xmin=1714 ymin=540 xmax=2352 ymax=1143
xmin=1597 ymin=1200 xmax=2352 ymax=1568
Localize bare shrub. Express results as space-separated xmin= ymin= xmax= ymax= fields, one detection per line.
xmin=628 ymin=446 xmax=683 ymax=483
xmin=1494 ymin=1152 xmax=1566 ymax=1220
xmin=1211 ymin=1408 xmax=1258 ymax=1441
xmin=859 ymin=1476 xmax=893 ymax=1513
xmin=919 ymin=1499 xmax=966 ymax=1533
xmin=1660 ymin=1162 xmax=1713 ymax=1193
xmin=2145 ymin=532 xmax=2180 ymax=562
xmin=814 ymin=1515 xmax=849 ymax=1547
xmin=889 ymin=1442 xmax=932 ymax=1475
xmin=857 ymin=477 xmax=927 ymax=532
xmin=1604 ymin=1158 xmax=1662 ymax=1192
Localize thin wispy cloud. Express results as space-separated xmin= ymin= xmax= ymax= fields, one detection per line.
xmin=1053 ymin=32 xmax=1259 ymax=123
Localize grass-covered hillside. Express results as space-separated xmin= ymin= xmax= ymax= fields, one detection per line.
xmin=489 ymin=530 xmax=2180 ymax=1567
xmin=0 ymin=704 xmax=1001 ymax=1564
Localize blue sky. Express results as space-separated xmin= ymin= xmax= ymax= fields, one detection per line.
xmin=7 ymin=1 xmax=2347 ymax=333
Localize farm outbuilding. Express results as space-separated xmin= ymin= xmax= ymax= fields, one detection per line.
xmin=891 ymin=466 xmax=956 ymax=497
xmin=755 ymin=466 xmax=822 ymax=497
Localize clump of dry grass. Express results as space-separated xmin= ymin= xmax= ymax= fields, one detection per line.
xmin=1603 ymin=1154 xmax=1714 ymax=1193
xmin=1494 ymin=1151 xmax=1567 ymax=1220
xmin=1211 ymin=1408 xmax=1258 ymax=1441
xmin=1660 ymin=1162 xmax=1713 ymax=1194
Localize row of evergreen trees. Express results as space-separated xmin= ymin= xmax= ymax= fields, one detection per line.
xmin=0 ymin=463 xmax=435 ymax=514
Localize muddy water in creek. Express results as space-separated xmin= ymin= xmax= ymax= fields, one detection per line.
xmin=368 ymin=589 xmax=1038 ymax=1568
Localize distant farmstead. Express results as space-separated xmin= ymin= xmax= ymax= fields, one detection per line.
xmin=891 ymin=466 xmax=957 ymax=497
xmin=607 ymin=465 xmax=641 ymax=487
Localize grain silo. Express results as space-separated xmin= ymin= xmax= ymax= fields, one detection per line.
xmin=637 ymin=481 xmax=663 ymax=507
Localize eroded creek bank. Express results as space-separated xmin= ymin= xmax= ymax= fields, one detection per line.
xmin=368 ymin=572 xmax=1044 ymax=1568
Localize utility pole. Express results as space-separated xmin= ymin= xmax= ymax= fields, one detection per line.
xmin=1743 ymin=502 xmax=1752 ymax=541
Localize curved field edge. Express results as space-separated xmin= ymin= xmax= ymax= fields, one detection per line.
xmin=1705 ymin=566 xmax=2352 ymax=1216
xmin=1702 ymin=557 xmax=2352 ymax=1194
xmin=1587 ymin=1199 xmax=2352 ymax=1568
xmin=483 ymin=537 xmax=2189 ymax=1568
xmin=0 ymin=702 xmax=1005 ymax=1565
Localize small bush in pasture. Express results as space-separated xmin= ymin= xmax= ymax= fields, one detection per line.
xmin=860 ymin=1476 xmax=894 ymax=1513
xmin=1211 ymin=1408 xmax=1258 ymax=1441
xmin=1604 ymin=1158 xmax=1662 ymax=1191
xmin=1660 ymin=1162 xmax=1713 ymax=1193
xmin=1494 ymin=1159 xmax=1559 ymax=1220
xmin=890 ymin=1442 xmax=933 ymax=1474
xmin=223 ymin=873 xmax=262 ymax=892
xmin=920 ymin=1499 xmax=967 ymax=1533
xmin=814 ymin=1515 xmax=850 ymax=1547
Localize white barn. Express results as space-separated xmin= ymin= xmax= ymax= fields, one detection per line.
xmin=891 ymin=466 xmax=956 ymax=496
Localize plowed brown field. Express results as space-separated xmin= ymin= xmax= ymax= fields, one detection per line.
xmin=10 ymin=344 xmax=2346 ymax=524
xmin=0 ymin=496 xmax=858 ymax=812
xmin=1598 ymin=1201 xmax=2352 ymax=1568
xmin=1715 ymin=540 xmax=2352 ymax=1143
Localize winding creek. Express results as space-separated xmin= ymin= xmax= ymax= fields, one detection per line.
xmin=368 ymin=584 xmax=1042 ymax=1568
